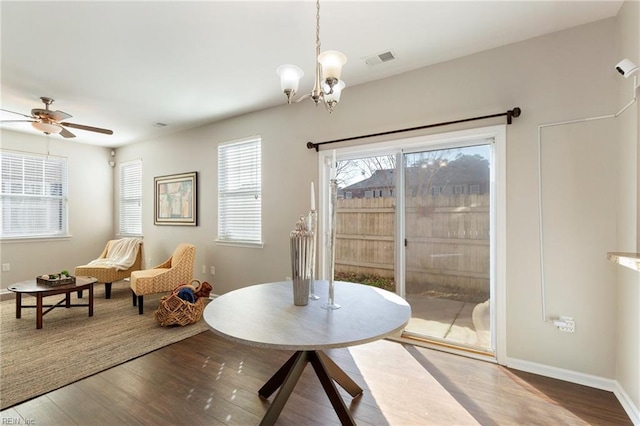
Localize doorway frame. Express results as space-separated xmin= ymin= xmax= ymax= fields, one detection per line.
xmin=318 ymin=125 xmax=506 ymax=364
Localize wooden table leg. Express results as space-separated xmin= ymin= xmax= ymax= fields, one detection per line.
xmin=15 ymin=293 xmax=22 ymax=319
xmin=88 ymin=284 xmax=94 ymax=317
xmin=318 ymin=351 xmax=363 ymax=397
xmin=260 ymin=351 xmax=308 ymax=426
xmin=259 ymin=351 xmax=299 ymax=398
xmin=65 ymin=291 xmax=71 ymax=308
xmin=309 ymin=351 xmax=357 ymax=426
xmin=36 ymin=294 xmax=43 ymax=329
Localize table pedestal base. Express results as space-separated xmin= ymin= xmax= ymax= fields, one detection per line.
xmin=258 ymin=350 xmax=363 ymax=426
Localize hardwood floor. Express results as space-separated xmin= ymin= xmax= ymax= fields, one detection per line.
xmin=1 ymin=331 xmax=632 ymax=425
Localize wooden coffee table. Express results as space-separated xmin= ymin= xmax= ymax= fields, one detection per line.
xmin=8 ymin=276 xmax=97 ymax=329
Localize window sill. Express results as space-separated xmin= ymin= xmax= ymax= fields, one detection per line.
xmin=1 ymin=235 xmax=72 ymax=243
xmin=607 ymin=252 xmax=640 ymax=272
xmin=215 ymin=239 xmax=264 ymax=249
xmin=116 ymin=234 xmax=144 ymax=239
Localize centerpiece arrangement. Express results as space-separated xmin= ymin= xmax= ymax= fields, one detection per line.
xmin=289 ymin=150 xmax=341 ymax=309
xmin=37 ymin=270 xmax=76 ymax=287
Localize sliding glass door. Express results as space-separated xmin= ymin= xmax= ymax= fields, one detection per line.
xmin=401 ymin=143 xmax=493 ymax=352
xmin=326 ymin=126 xmax=502 ymax=357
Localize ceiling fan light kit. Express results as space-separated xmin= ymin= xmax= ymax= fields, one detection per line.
xmin=32 ymin=121 xmax=62 ymax=135
xmin=277 ymin=0 xmax=347 ymax=114
xmin=1 ymin=96 xmax=113 ymax=139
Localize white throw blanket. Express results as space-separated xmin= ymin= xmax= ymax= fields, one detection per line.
xmin=87 ymin=238 xmax=142 ymax=271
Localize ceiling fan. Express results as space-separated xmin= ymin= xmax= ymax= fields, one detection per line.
xmin=0 ymin=96 xmax=113 ymax=138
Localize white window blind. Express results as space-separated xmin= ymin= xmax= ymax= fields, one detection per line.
xmin=119 ymin=159 xmax=142 ymax=236
xmin=217 ymin=137 xmax=262 ymax=246
xmin=1 ymin=151 xmax=68 ymax=238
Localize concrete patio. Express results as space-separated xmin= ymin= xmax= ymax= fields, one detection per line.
xmin=404 ymin=295 xmax=491 ymax=351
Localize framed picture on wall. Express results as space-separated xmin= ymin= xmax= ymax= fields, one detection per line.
xmin=154 ymin=171 xmax=198 ymax=226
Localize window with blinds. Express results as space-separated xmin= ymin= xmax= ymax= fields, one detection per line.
xmin=119 ymin=159 xmax=142 ymax=236
xmin=1 ymin=150 xmax=68 ymax=238
xmin=217 ymin=137 xmax=262 ymax=246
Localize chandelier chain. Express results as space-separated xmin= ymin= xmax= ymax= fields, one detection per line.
xmin=311 ymin=0 xmax=322 ymax=105
xmin=316 ymin=0 xmax=321 ymax=57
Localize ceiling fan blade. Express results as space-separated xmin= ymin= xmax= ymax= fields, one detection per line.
xmin=0 ymin=119 xmax=36 ymax=123
xmin=49 ymin=110 xmax=72 ymax=121
xmin=60 ymin=122 xmax=113 ymax=135
xmin=0 ymin=108 xmax=34 ymax=119
xmin=59 ymin=127 xmax=76 ymax=138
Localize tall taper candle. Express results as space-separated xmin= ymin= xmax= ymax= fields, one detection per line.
xmin=311 ymin=181 xmax=315 ymax=211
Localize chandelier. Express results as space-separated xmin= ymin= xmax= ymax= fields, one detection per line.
xmin=277 ymin=0 xmax=347 ymax=113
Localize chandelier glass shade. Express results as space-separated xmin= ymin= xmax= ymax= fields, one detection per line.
xmin=277 ymin=65 xmax=304 ymax=101
xmin=277 ymin=0 xmax=346 ymax=113
xmin=317 ymin=50 xmax=347 ymax=83
xmin=323 ymin=80 xmax=345 ymax=108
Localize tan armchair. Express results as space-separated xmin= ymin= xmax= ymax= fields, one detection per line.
xmin=130 ymin=243 xmax=196 ymax=314
xmin=74 ymin=239 xmax=143 ymax=299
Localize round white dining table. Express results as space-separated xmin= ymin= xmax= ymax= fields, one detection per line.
xmin=204 ymin=280 xmax=411 ymax=425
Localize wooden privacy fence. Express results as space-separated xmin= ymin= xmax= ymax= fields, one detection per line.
xmin=335 ymin=194 xmax=490 ymax=293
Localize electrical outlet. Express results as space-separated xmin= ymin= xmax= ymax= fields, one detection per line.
xmin=553 ymin=316 xmax=575 ymax=333
xmin=202 ymin=265 xmax=206 ymax=274
xmin=210 ymin=266 xmax=215 ymax=275
xmin=1 ymin=263 xmax=10 ymax=272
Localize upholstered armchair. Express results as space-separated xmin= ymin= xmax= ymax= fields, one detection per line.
xmin=74 ymin=239 xmax=143 ymax=299
xmin=130 ymin=243 xmax=196 ymax=314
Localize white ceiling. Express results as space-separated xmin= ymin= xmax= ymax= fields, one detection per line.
xmin=1 ymin=1 xmax=623 ymax=147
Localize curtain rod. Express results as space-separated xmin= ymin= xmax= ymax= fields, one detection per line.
xmin=306 ymin=107 xmax=521 ymax=151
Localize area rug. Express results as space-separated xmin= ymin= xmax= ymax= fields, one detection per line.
xmin=0 ymin=285 xmax=209 ymax=409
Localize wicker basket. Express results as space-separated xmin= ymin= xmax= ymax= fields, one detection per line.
xmin=154 ymin=280 xmax=207 ymax=327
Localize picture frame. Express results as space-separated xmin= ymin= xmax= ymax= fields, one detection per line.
xmin=154 ymin=171 xmax=198 ymax=226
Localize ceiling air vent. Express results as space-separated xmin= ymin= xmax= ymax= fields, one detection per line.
xmin=364 ymin=50 xmax=396 ymax=67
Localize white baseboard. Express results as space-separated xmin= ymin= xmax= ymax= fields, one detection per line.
xmin=506 ymin=357 xmax=639 ymax=425
xmin=506 ymin=357 xmax=617 ymax=390
xmin=0 ymin=289 xmax=14 ymax=301
xmin=614 ymin=382 xmax=640 ymax=426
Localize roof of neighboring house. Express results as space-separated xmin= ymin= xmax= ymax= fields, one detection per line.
xmin=341 ymin=156 xmax=489 ymax=192
xmin=342 ymin=169 xmax=395 ymax=191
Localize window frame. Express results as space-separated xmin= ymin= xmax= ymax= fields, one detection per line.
xmin=216 ymin=136 xmax=263 ymax=247
xmin=1 ymin=150 xmax=69 ymax=240
xmin=118 ymin=159 xmax=143 ymax=237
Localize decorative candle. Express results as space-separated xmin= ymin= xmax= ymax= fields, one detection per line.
xmin=311 ymin=181 xmax=316 ymax=211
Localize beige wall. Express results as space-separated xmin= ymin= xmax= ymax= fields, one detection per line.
xmin=0 ymin=5 xmax=637 ymax=418
xmin=615 ymin=0 xmax=640 ymax=413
